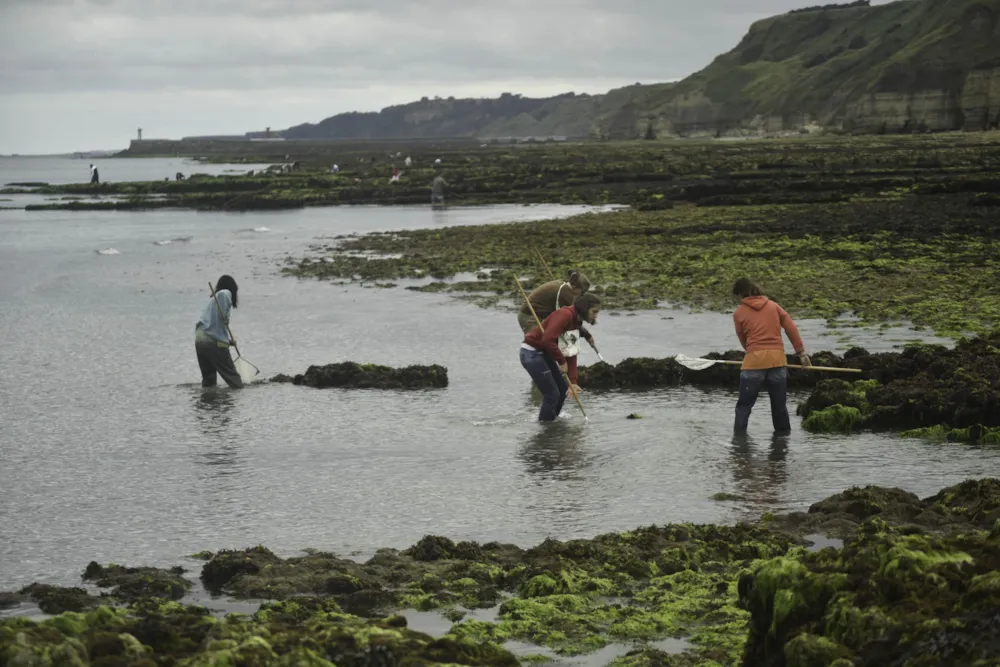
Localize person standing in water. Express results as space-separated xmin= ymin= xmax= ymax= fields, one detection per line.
xmin=731 ymin=278 xmax=811 ymax=435
xmin=520 ymin=294 xmax=601 ymax=422
xmin=431 ymin=175 xmax=448 ymax=206
xmin=518 ymin=271 xmax=595 ymax=395
xmin=89 ymin=164 xmax=99 ymax=184
xmin=195 ymin=275 xmax=243 ymax=389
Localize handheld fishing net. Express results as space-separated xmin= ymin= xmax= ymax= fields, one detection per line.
xmin=234 ymin=356 xmax=260 ymax=385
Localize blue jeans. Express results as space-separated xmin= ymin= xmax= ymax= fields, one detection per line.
xmin=520 ymin=347 xmax=568 ymax=422
xmin=734 ymin=367 xmax=790 ymax=433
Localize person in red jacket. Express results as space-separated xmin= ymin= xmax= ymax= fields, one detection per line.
xmin=732 ymin=278 xmax=812 ymax=434
xmin=521 ymin=293 xmax=602 ymax=421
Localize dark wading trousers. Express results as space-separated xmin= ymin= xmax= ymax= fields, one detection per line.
xmin=520 ymin=346 xmax=568 ymax=422
xmin=195 ymin=330 xmax=244 ymax=389
xmin=734 ymin=366 xmax=790 ymax=433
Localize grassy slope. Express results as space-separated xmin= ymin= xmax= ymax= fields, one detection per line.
xmin=279 ymin=0 xmax=996 ymax=140
xmin=658 ymin=0 xmax=999 ymax=127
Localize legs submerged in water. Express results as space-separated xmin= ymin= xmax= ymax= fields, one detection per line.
xmin=520 ymin=347 xmax=568 ymax=422
xmin=734 ymin=367 xmax=789 ymax=434
xmin=195 ymin=335 xmax=244 ymax=389
xmin=765 ymin=367 xmax=791 ymax=433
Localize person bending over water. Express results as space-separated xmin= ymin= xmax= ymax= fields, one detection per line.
xmin=518 ymin=270 xmax=596 ymax=396
xmin=731 ymin=278 xmax=811 ymax=435
xmin=520 ymin=293 xmax=601 ymax=422
xmin=195 ymin=275 xmax=243 ymax=389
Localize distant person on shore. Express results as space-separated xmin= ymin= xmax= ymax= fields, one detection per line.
xmin=89 ymin=164 xmax=99 ymax=184
xmin=518 ymin=271 xmax=595 ymax=397
xmin=195 ymin=275 xmax=243 ymax=389
xmin=434 ymin=158 xmax=442 ymax=167
xmin=331 ymin=164 xmax=340 ymax=173
xmin=404 ymin=156 xmax=412 ymax=167
xmin=391 ymin=166 xmax=400 ymax=183
xmin=520 ymin=293 xmax=601 ymax=422
xmin=431 ymin=175 xmax=448 ymax=206
xmin=731 ymin=277 xmax=811 ymax=435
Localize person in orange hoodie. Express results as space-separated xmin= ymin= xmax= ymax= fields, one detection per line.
xmin=732 ymin=278 xmax=811 ymax=434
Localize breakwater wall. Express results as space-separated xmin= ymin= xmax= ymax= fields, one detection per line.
xmin=120 ymin=137 xmax=484 ymax=159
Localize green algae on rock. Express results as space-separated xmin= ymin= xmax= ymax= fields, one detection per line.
xmin=738 ymin=516 xmax=1000 ymax=666
xmin=0 ymin=601 xmax=519 ymax=667
xmin=797 ymin=333 xmax=1000 ymax=436
xmin=270 ymin=362 xmax=449 ymax=390
xmin=83 ymin=561 xmax=192 ymax=602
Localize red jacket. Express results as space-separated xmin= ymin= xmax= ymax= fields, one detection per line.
xmin=523 ymin=305 xmax=581 ymax=383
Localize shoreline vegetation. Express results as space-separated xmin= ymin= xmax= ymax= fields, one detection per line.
xmin=3 ymin=479 xmax=998 ymax=667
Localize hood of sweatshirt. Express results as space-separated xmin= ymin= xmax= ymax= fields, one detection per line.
xmin=741 ymin=296 xmax=771 ymax=311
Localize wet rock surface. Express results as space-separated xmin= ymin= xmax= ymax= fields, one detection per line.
xmin=82 ymin=562 xmax=192 ymax=603
xmin=798 ymin=333 xmax=1000 ymax=436
xmin=739 ymin=482 xmax=1000 ymax=666
xmin=3 ymin=479 xmax=998 ymax=666
xmin=270 ymin=362 xmax=449 ymax=389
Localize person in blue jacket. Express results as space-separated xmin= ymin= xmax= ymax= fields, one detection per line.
xmin=195 ymin=275 xmax=243 ymax=388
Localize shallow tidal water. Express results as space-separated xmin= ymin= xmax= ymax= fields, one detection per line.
xmin=1 ymin=158 xmax=998 ymax=597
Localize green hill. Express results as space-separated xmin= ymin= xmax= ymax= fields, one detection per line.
xmin=282 ymin=0 xmax=1000 ymax=140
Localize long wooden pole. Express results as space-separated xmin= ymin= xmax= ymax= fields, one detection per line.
xmin=698 ymin=359 xmax=863 ymax=373
xmin=514 ymin=274 xmax=588 ymax=421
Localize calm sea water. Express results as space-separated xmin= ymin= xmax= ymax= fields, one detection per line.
xmin=0 ymin=157 xmax=995 ymax=594
xmin=0 ymin=155 xmax=271 ymax=187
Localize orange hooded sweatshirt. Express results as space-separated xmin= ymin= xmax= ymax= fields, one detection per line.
xmin=733 ymin=296 xmax=806 ymax=370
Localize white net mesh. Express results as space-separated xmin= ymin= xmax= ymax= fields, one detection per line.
xmin=673 ymin=354 xmax=721 ymax=371
xmin=235 ymin=357 xmax=260 ymax=385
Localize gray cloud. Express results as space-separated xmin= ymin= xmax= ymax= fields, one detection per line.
xmin=0 ymin=0 xmax=894 ymax=153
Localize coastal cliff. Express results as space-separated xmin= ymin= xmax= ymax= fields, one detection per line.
xmin=122 ymin=0 xmax=1000 ymax=152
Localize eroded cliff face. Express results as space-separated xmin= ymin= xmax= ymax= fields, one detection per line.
xmin=962 ymin=67 xmax=1000 ymax=131
xmin=841 ymin=68 xmax=999 ymax=134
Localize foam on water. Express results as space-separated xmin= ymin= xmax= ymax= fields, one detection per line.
xmin=95 ymin=248 xmax=120 ymax=255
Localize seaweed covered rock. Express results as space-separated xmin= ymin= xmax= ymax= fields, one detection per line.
xmin=737 ymin=514 xmax=1000 ymax=667
xmin=798 ymin=333 xmax=1000 ymax=435
xmin=579 ymin=350 xmax=866 ymax=390
xmin=274 ymin=362 xmax=449 ymax=389
xmin=82 ymin=562 xmax=191 ymax=602
xmin=15 ymin=583 xmax=99 ymax=614
xmin=0 ymin=601 xmax=519 ymax=667
xmin=768 ymin=478 xmax=1000 ymax=542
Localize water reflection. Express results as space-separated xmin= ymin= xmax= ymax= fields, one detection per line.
xmin=192 ymin=389 xmax=243 ymax=476
xmin=729 ymin=432 xmax=789 ymax=506
xmin=518 ymin=421 xmax=590 ymax=482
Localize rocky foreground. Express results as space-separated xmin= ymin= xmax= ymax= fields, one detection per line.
xmin=3 ymin=479 xmax=999 ymax=666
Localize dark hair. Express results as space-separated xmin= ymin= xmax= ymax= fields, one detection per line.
xmin=215 ymin=275 xmax=239 ymax=308
xmin=573 ymin=293 xmax=601 ymax=320
xmin=568 ymin=270 xmax=591 ymax=293
xmin=732 ymin=278 xmax=763 ymax=299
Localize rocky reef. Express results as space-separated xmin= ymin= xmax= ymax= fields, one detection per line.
xmin=3 ymin=479 xmax=999 ymax=666
xmin=274 ymin=132 xmax=1000 ymax=340
xmin=797 ymin=332 xmax=1000 ymax=436
xmin=270 ymin=362 xmax=448 ymax=390
xmin=741 ymin=478 xmax=1000 ymax=667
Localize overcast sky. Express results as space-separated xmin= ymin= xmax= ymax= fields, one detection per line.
xmin=0 ymin=0 xmax=893 ymax=154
